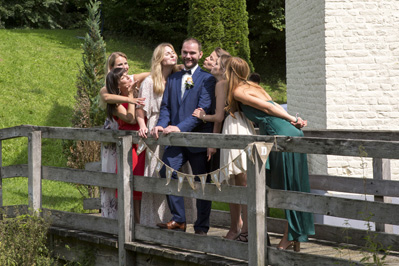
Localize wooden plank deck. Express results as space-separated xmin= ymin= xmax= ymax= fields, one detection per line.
xmin=184 ymin=224 xmax=399 ymax=265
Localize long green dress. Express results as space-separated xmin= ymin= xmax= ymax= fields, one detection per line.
xmin=240 ymin=101 xmax=315 ymax=242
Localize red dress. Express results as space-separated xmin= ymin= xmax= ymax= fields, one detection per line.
xmin=114 ymin=103 xmax=145 ymax=201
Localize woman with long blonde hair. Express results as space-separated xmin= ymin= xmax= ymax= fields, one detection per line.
xmin=136 ymin=43 xmax=195 ymax=226
xmin=224 ymin=56 xmax=314 ymax=250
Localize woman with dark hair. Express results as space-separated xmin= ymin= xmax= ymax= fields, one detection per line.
xmin=105 ymin=67 xmax=146 ymax=223
xmin=99 ymin=52 xmax=148 ymax=219
xmin=224 ymin=56 xmax=314 ymax=251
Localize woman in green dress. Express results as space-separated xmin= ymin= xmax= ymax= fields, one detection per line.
xmin=224 ymin=57 xmax=315 ymax=251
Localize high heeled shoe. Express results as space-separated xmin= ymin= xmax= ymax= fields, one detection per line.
xmin=277 ymin=241 xmax=300 ymax=252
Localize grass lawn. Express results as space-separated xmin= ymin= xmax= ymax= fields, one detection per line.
xmin=0 ymin=29 xmax=152 ymax=212
xmin=0 ymin=29 xmax=285 ymax=217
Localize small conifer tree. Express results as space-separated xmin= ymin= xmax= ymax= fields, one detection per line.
xmin=64 ymin=0 xmax=106 ymax=198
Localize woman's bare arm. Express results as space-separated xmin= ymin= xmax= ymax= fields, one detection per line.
xmin=192 ymin=80 xmax=226 ymax=123
xmin=233 ymin=86 xmax=297 ymax=123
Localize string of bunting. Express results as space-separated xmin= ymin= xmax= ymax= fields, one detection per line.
xmin=136 ymin=139 xmax=273 ymax=194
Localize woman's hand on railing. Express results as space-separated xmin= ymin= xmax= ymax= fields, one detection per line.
xmin=138 ymin=126 xmax=148 ymax=138
xmin=291 ymin=117 xmax=307 ymax=129
xmin=151 ymin=126 xmax=164 ymax=139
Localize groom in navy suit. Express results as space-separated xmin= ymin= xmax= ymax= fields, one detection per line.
xmin=151 ymin=38 xmax=216 ymax=235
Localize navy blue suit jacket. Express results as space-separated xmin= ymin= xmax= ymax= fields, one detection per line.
xmin=157 ymin=66 xmax=216 ymax=153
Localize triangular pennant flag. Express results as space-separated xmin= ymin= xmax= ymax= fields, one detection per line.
xmin=245 ymin=144 xmax=254 ymax=164
xmin=154 ymin=158 xmax=164 ymax=177
xmin=186 ymin=175 xmax=196 ymax=190
xmin=146 ymin=149 xmax=154 ymax=161
xmin=198 ymin=174 xmax=207 ymax=195
xmin=220 ymin=165 xmax=229 ymax=184
xmin=254 ymin=142 xmax=273 ymax=167
xmin=210 ymin=170 xmax=221 ymax=191
xmin=136 ymin=139 xmax=146 ymax=155
xmin=233 ymin=155 xmax=246 ymax=173
xmin=177 ymin=173 xmax=185 ymax=192
xmin=165 ymin=165 xmax=173 ymax=186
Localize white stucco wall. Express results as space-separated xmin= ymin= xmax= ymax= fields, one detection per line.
xmin=286 ymin=0 xmax=399 ymax=180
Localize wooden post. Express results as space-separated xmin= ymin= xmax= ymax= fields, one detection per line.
xmin=373 ymin=158 xmax=392 ymax=233
xmin=28 ymin=131 xmax=42 ymax=213
xmin=246 ymin=143 xmax=267 ymax=265
xmin=117 ymin=136 xmax=134 ymax=266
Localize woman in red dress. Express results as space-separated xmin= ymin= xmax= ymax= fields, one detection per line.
xmin=105 ymin=67 xmax=146 ymax=223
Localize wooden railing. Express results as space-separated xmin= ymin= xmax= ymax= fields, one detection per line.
xmin=1 ymin=125 xmax=399 ymax=266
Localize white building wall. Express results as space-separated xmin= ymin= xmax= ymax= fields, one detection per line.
xmin=286 ymin=0 xmax=399 ymax=180
xmin=285 ymin=0 xmax=328 ymax=175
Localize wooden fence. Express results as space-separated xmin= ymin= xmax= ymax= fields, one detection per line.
xmin=0 ymin=125 xmax=399 ymax=265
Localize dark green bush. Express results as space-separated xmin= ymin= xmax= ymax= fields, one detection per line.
xmin=188 ymin=0 xmax=252 ymax=69
xmin=0 ymin=0 xmax=86 ymax=29
xmin=101 ymin=0 xmax=189 ymax=49
xmin=188 ymin=0 xmax=224 ymax=61
xmin=248 ymin=0 xmax=286 ymax=83
xmin=0 ymin=212 xmax=53 ymax=265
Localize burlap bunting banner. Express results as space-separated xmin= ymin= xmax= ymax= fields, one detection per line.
xmin=133 ymin=139 xmax=274 ymax=194
xmin=165 ymin=165 xmax=173 ymax=186
xmin=253 ymin=142 xmax=273 ymax=168
xmin=186 ymin=175 xmax=196 ymax=190
xmin=136 ymin=139 xmax=146 ymax=155
xmin=177 ymin=174 xmax=185 ymax=192
xmin=210 ymin=170 xmax=221 ymax=191
xmin=198 ymin=174 xmax=207 ymax=195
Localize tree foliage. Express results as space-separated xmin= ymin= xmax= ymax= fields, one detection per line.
xmin=65 ymin=0 xmax=106 ymax=181
xmin=187 ymin=0 xmax=224 ymax=60
xmin=188 ymin=0 xmax=252 ymax=69
xmin=247 ymin=0 xmax=286 ymax=83
xmin=0 ymin=0 xmax=86 ymax=29
xmin=101 ymin=0 xmax=189 ymax=49
xmin=0 ymin=212 xmax=53 ymax=266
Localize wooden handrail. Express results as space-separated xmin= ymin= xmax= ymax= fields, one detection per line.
xmin=1 ymin=125 xmax=398 ymax=265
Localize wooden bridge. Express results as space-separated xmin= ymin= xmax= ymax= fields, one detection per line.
xmin=1 ymin=125 xmax=399 ymax=265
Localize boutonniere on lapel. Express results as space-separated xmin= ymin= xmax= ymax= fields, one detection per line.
xmin=185 ymin=77 xmax=194 ymax=90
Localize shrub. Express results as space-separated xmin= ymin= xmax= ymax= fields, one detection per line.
xmin=101 ymin=0 xmax=189 ymax=49
xmin=0 ymin=0 xmax=86 ymax=29
xmin=0 ymin=212 xmax=53 ymax=266
xmin=247 ymin=0 xmax=286 ymax=83
xmin=64 ymin=0 xmax=106 ymax=198
xmin=188 ymin=0 xmax=253 ymax=69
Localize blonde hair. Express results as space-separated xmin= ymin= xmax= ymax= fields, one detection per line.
xmin=106 ymin=52 xmax=128 ymax=73
xmin=218 ymin=54 xmax=231 ymax=75
xmin=225 ymin=57 xmax=263 ymax=116
xmin=150 ymin=43 xmax=178 ymax=95
xmin=214 ymin=47 xmax=230 ymax=58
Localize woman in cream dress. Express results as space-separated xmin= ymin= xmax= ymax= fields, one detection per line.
xmin=137 ymin=43 xmax=195 ymax=226
xmin=192 ymin=54 xmax=255 ymax=240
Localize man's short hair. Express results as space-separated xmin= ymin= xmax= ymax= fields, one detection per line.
xmin=183 ymin=37 xmax=202 ymax=52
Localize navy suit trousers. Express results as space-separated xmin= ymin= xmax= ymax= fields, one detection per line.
xmin=160 ymin=146 xmax=212 ymax=233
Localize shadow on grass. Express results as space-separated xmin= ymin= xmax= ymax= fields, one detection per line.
xmin=6 ymin=101 xmax=73 ymax=167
